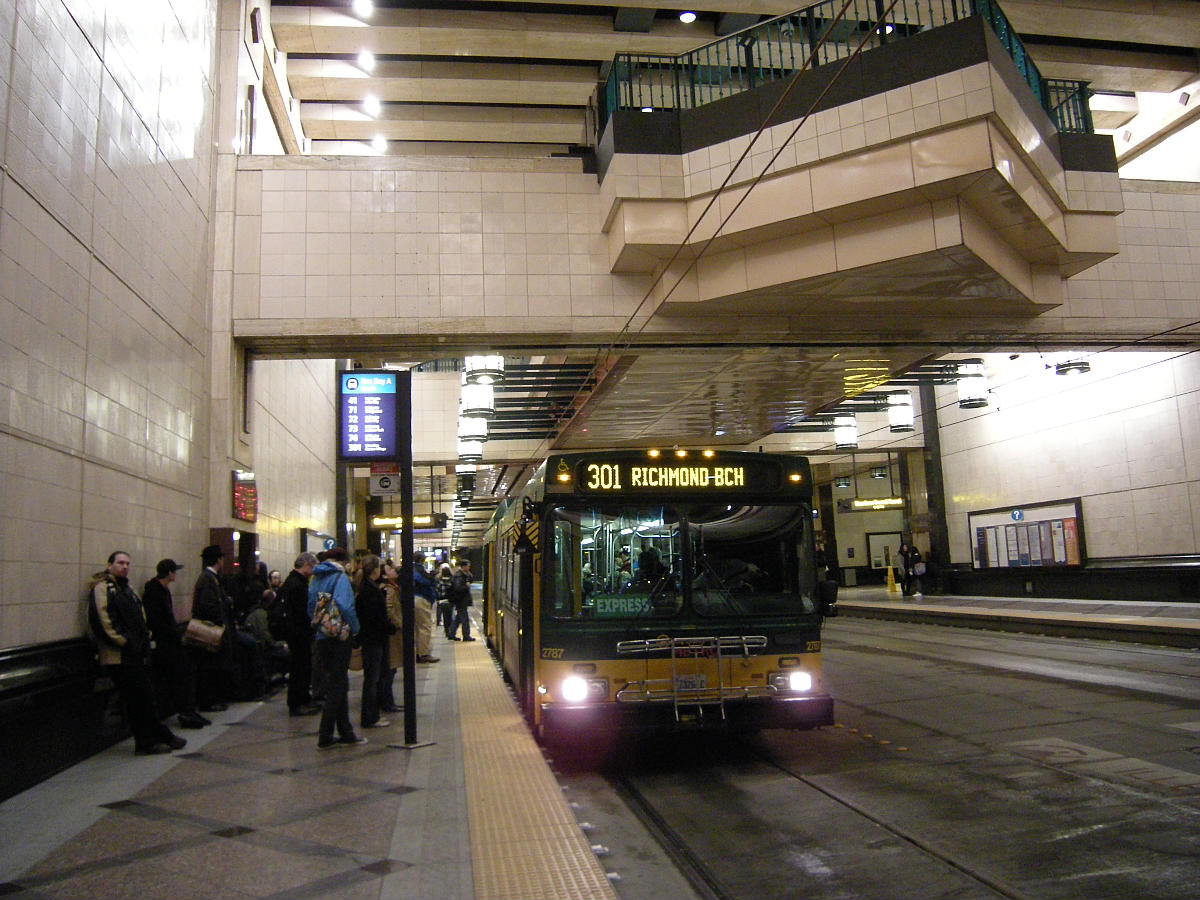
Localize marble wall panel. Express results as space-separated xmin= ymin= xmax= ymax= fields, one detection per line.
xmin=940 ymin=352 xmax=1200 ymax=564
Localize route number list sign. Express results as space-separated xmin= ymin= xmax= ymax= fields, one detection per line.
xmin=337 ymin=371 xmax=399 ymax=461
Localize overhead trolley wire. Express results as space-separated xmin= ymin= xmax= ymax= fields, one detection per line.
xmin=533 ymin=0 xmax=907 ymax=457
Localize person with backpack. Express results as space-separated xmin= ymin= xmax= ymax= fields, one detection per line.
xmin=437 ymin=563 xmax=454 ymax=639
xmin=306 ymin=547 xmax=364 ymax=749
xmin=447 ymin=559 xmax=475 ymax=642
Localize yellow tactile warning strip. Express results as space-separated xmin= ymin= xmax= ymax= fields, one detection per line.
xmin=455 ymin=642 xmax=618 ymax=900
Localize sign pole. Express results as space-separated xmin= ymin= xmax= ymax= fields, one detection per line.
xmin=397 ymin=369 xmax=422 ymax=746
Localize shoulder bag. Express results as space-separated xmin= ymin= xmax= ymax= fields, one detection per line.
xmin=183 ymin=618 xmax=225 ymax=652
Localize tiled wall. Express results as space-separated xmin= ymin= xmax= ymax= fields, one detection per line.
xmin=0 ymin=0 xmax=217 ymax=645
xmin=235 ymin=160 xmax=650 ymax=331
xmin=938 ymin=346 xmax=1200 ymax=564
xmin=0 ymin=0 xmax=334 ymax=650
xmin=248 ymin=359 xmax=337 ymax=572
xmin=1056 ymin=183 xmax=1200 ymax=323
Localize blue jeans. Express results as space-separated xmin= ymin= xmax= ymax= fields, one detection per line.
xmin=316 ymin=638 xmax=354 ymax=743
xmin=451 ymin=603 xmax=471 ymax=640
xmin=360 ymin=641 xmax=387 ymax=726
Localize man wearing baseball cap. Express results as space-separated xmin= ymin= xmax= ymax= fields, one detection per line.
xmin=143 ymin=559 xmax=209 ymax=730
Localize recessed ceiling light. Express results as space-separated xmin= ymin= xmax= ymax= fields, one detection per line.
xmin=371 ymin=135 xmax=387 ymax=152
xmin=679 ymin=11 xmax=697 ymax=24
xmin=352 ymin=0 xmax=374 ymax=18
xmin=363 ymin=94 xmax=381 ymax=116
xmin=641 ymin=106 xmax=653 ymax=113
xmin=357 ymin=50 xmax=375 ymax=71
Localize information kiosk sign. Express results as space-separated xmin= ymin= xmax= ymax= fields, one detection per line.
xmin=338 ymin=370 xmax=400 ymax=461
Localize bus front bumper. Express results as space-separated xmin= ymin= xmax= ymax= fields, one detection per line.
xmin=540 ymin=693 xmax=834 ymax=741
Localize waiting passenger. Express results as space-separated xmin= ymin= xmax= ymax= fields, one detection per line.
xmin=280 ymin=552 xmax=320 ymax=717
xmin=437 ymin=563 xmax=454 ymax=635
xmin=88 ymin=551 xmax=187 ymax=755
xmin=142 ymin=558 xmax=208 ymax=730
xmin=308 ymin=547 xmax=364 ymax=749
xmin=355 ymin=555 xmax=394 ymax=729
xmin=191 ymin=544 xmax=235 ymax=712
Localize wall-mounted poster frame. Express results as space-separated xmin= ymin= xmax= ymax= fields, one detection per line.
xmin=968 ymin=498 xmax=1085 ymax=569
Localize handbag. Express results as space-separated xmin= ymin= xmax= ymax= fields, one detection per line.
xmin=913 ymin=561 xmax=926 ymax=576
xmin=311 ymin=581 xmax=351 ymax=641
xmin=182 ymin=619 xmax=225 ymax=652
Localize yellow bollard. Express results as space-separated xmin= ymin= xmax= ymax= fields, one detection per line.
xmin=886 ymin=565 xmax=901 ymax=594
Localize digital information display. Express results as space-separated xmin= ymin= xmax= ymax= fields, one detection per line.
xmin=561 ymin=454 xmax=801 ymax=496
xmin=338 ymin=371 xmax=399 ymax=461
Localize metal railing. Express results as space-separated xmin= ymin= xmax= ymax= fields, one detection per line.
xmin=615 ymin=635 xmax=772 ymax=722
xmin=596 ymin=0 xmax=1091 ymax=137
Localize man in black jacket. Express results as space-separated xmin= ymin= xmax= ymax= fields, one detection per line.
xmin=280 ymin=551 xmax=320 ymax=716
xmin=88 ymin=551 xmax=186 ymax=755
xmin=143 ymin=559 xmax=208 ymax=729
xmin=191 ymin=544 xmax=234 ymax=711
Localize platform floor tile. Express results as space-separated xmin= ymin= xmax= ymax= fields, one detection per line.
xmin=455 ymin=644 xmax=617 ymax=900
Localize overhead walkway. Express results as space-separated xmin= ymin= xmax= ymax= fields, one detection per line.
xmin=836 ymin=586 xmax=1200 ymax=648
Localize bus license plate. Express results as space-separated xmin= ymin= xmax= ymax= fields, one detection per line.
xmin=676 ymin=674 xmax=707 ymax=691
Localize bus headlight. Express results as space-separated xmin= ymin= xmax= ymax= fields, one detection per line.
xmin=561 ymin=676 xmax=589 ymax=702
xmin=560 ymin=676 xmax=608 ymax=703
xmin=770 ymin=671 xmax=813 ymax=692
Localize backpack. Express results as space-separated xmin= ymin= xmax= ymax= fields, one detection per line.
xmin=450 ymin=570 xmax=470 ymax=600
xmin=311 ymin=576 xmax=351 ymax=641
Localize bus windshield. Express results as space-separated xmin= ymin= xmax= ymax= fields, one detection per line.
xmin=547 ymin=503 xmax=817 ymax=620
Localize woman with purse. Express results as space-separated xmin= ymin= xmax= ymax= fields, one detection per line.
xmin=307 ymin=548 xmax=364 ymax=749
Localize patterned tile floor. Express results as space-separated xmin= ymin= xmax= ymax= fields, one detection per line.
xmin=0 ymin=621 xmax=615 ymax=900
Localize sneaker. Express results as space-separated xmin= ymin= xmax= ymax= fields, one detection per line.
xmin=463 ymin=637 xmax=476 ymax=642
xmin=135 ymin=743 xmax=173 ymax=756
xmin=177 ymin=714 xmax=206 ymax=729
xmin=417 ymin=655 xmax=440 ymax=664
xmin=167 ymin=735 xmax=187 ymax=750
xmin=364 ymin=718 xmax=391 ymax=728
xmin=317 ymin=738 xmax=338 ymax=750
xmin=338 ymin=735 xmax=368 ymax=745
xmin=289 ymin=704 xmax=321 ymax=717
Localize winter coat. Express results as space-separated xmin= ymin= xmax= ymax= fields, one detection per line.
xmin=307 ymin=561 xmax=359 ymax=641
xmin=88 ymin=574 xmax=151 ymax=667
xmin=355 ymin=578 xmax=392 ymax=646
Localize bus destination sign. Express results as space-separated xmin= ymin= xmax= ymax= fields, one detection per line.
xmin=566 ymin=454 xmax=795 ymax=495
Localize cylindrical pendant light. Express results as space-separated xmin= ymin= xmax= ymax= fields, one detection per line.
xmin=833 ymin=414 xmax=858 ymax=450
xmin=458 ymin=414 xmax=488 ymax=442
xmin=464 ymin=354 xmax=504 ymax=385
xmin=460 ymin=380 xmax=495 ymax=417
xmin=956 ymin=359 xmax=988 ymax=409
xmin=887 ymin=391 xmax=915 ymax=432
